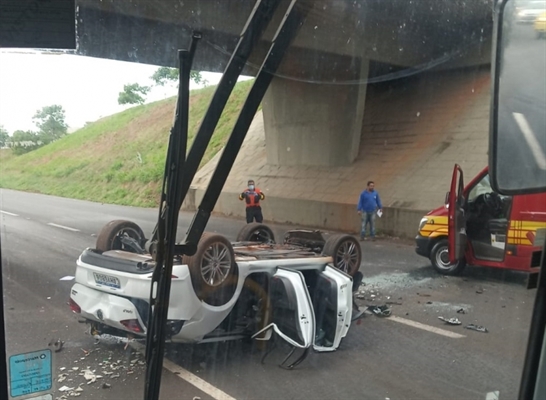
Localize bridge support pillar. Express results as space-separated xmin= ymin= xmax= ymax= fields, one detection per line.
xmin=262 ymin=59 xmax=368 ymax=166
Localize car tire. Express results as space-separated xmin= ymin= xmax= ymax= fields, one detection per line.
xmin=322 ymin=234 xmax=362 ymax=276
xmin=182 ymin=233 xmax=238 ymax=306
xmin=236 ymin=223 xmax=275 ymax=243
xmin=430 ymin=239 xmax=466 ymax=275
xmin=95 ymin=220 xmax=146 ymax=253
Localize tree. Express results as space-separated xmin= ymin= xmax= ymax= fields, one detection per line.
xmin=33 ymin=105 xmax=68 ymax=144
xmin=118 ymin=83 xmax=151 ymax=105
xmin=10 ymin=129 xmax=41 ymax=155
xmin=150 ymin=67 xmax=207 ymax=87
xmin=0 ymin=125 xmax=9 ymax=148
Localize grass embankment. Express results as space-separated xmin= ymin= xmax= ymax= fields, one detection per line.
xmin=0 ymin=80 xmax=254 ymax=207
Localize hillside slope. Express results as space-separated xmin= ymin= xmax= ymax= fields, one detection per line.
xmin=0 ymin=80 xmax=254 ymax=207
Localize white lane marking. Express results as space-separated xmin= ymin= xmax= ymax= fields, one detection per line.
xmin=513 ymin=112 xmax=546 ymax=170
xmin=131 ymin=343 xmax=236 ymax=400
xmin=47 ymin=223 xmax=80 ymax=232
xmin=0 ymin=210 xmax=19 ymax=216
xmin=388 ymin=316 xmax=466 ymax=339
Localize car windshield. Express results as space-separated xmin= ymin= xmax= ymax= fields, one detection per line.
xmin=1 ymin=1 xmax=545 ymax=400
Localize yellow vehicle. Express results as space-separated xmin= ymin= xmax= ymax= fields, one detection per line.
xmin=415 ymin=165 xmax=546 ymax=275
xmin=535 ymin=11 xmax=546 ymax=37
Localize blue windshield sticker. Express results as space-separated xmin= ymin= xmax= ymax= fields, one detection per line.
xmin=9 ymin=349 xmax=52 ymax=397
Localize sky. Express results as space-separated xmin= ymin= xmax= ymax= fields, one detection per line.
xmin=0 ymin=50 xmax=230 ymax=134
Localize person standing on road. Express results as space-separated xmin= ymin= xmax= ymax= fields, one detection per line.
xmin=357 ymin=181 xmax=383 ymax=241
xmin=239 ymin=179 xmax=265 ymax=223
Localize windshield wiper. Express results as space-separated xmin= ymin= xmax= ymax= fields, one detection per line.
xmin=143 ymin=1 xmax=308 ymax=399
xmin=143 ymin=33 xmax=200 ymax=400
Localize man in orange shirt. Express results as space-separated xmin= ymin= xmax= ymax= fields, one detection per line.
xmin=239 ymin=179 xmax=265 ymax=223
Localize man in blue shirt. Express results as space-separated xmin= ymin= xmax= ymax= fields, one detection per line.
xmin=357 ymin=181 xmax=383 ymax=241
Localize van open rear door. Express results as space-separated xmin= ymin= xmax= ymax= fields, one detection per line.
xmin=448 ymin=164 xmax=467 ymax=264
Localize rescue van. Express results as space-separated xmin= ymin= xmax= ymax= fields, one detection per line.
xmin=415 ymin=164 xmax=546 ymax=275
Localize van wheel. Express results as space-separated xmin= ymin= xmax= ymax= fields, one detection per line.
xmin=430 ymin=239 xmax=466 ymax=275
xmin=236 ymin=223 xmax=275 ymax=243
xmin=96 ymin=220 xmax=145 ymax=253
xmin=322 ymin=234 xmax=362 ymax=276
xmin=182 ymin=233 xmax=238 ymax=306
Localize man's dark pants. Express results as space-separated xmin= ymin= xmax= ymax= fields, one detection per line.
xmin=246 ymin=206 xmax=263 ymax=223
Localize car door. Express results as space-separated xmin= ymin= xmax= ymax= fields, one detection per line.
xmin=448 ymin=164 xmax=468 ymax=264
xmin=311 ymin=265 xmax=353 ymax=352
xmin=252 ymin=268 xmax=315 ymax=349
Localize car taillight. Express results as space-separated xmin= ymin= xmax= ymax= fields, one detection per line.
xmin=120 ymin=319 xmax=144 ymax=333
xmin=68 ymin=298 xmax=81 ymax=313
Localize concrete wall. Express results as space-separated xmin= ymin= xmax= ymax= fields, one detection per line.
xmin=183 ymin=68 xmax=492 ymax=239
xmin=183 ymin=187 xmax=428 ymax=239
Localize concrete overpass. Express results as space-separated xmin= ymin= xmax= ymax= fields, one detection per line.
xmin=2 ymin=0 xmax=496 ymax=237
xmin=75 ymin=0 xmax=493 ymax=169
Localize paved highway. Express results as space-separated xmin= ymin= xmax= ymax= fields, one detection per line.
xmin=0 ymin=189 xmax=536 ymax=400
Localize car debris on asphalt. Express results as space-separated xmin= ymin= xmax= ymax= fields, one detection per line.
xmin=367 ymin=305 xmax=392 ymax=317
xmin=465 ymin=324 xmax=489 ymax=333
xmin=54 ymin=342 xmax=147 ymax=399
xmin=438 ymin=316 xmax=462 ymax=325
xmin=49 ymin=338 xmax=65 ymax=352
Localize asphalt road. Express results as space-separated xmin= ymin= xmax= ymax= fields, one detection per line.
xmin=0 ymin=189 xmax=538 ymax=400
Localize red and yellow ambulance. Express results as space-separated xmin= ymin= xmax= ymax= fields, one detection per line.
xmin=415 ymin=164 xmax=546 ymax=275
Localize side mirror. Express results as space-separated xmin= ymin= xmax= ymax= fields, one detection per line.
xmin=445 ymin=191 xmax=450 ymax=205
xmin=490 ymin=0 xmax=546 ymax=194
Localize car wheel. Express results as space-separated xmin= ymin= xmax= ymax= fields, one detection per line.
xmin=236 ymin=223 xmax=275 ymax=243
xmin=95 ymin=220 xmax=145 ymax=253
xmin=183 ymin=233 xmax=238 ymax=306
xmin=322 ymin=234 xmax=362 ymax=276
xmin=430 ymin=239 xmax=466 ymax=275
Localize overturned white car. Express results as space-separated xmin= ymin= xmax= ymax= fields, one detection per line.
xmin=69 ymin=221 xmax=362 ymax=364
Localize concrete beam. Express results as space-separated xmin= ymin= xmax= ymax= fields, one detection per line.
xmin=75 ymin=0 xmax=494 ymax=75
xmin=262 ymin=58 xmax=368 ymax=166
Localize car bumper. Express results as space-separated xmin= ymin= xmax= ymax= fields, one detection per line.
xmin=415 ymin=234 xmax=431 ymax=258
xmin=71 ymin=283 xmax=147 ymax=336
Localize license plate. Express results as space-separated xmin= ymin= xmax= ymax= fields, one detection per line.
xmin=93 ymin=272 xmax=121 ymax=289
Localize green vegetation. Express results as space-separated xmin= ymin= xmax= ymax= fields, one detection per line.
xmin=0 ymin=79 xmax=255 ymax=207
xmin=7 ymin=105 xmax=69 ymax=155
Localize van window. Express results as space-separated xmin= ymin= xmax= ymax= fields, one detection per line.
xmin=468 ymin=174 xmax=493 ymax=202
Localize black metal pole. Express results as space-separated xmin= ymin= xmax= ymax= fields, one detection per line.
xmin=184 ymin=0 xmax=308 ymax=245
xmin=144 ymin=33 xmax=200 ymax=400
xmin=0 ymin=239 xmax=10 ymax=400
xmin=148 ymin=0 xmax=283 ymax=246
xmin=519 ymin=235 xmax=546 ymax=400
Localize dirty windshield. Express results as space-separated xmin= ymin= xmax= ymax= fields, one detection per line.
xmin=1 ymin=1 xmax=544 ymax=400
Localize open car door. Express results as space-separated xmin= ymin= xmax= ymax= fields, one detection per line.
xmin=312 ymin=266 xmax=352 ymax=352
xmin=448 ymin=164 xmax=467 ymax=264
xmin=252 ymin=268 xmax=315 ymax=351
